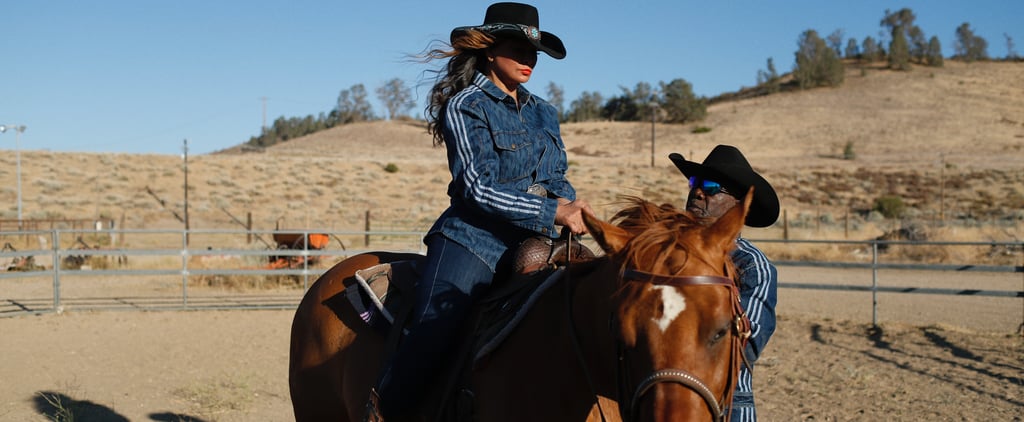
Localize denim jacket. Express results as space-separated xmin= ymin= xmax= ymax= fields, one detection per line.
xmin=728 ymin=237 xmax=778 ymax=420
xmin=427 ymin=72 xmax=576 ymax=271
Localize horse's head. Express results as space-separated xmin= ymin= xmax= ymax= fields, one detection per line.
xmin=584 ymin=190 xmax=753 ymax=421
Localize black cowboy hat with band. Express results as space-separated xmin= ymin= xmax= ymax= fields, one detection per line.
xmin=451 ymin=2 xmax=566 ymax=59
xmin=669 ymin=145 xmax=780 ymax=228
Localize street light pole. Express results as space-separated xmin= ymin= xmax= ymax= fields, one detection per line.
xmin=183 ymin=139 xmax=190 ymax=246
xmin=0 ymin=124 xmax=26 ymax=227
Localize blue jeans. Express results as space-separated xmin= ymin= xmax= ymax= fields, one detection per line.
xmin=376 ymin=234 xmax=494 ymax=418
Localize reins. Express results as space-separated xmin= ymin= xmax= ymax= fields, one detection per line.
xmin=563 ymin=233 xmax=611 ymax=422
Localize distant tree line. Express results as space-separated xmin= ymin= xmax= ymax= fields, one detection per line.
xmin=249 ymin=7 xmax=1012 ymax=148
xmin=776 ymin=7 xmax=1006 ymax=93
xmin=247 ymin=78 xmax=414 ymax=148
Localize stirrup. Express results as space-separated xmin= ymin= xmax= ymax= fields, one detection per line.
xmin=363 ymin=388 xmax=385 ymax=422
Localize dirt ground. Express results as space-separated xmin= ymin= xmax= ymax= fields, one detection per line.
xmin=0 ymin=267 xmax=1020 ymax=421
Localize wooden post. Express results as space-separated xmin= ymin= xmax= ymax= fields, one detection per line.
xmin=939 ymin=161 xmax=945 ymax=225
xmin=246 ymin=212 xmax=252 ymax=244
xmin=844 ymin=208 xmax=849 ymax=239
xmin=364 ymin=210 xmax=371 ymax=247
xmin=783 ymin=209 xmax=789 ymax=240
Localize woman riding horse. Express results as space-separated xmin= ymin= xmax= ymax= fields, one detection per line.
xmin=289 ymin=192 xmax=754 ymax=421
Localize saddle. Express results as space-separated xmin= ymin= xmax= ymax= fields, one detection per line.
xmin=350 ymin=229 xmax=594 ymax=332
xmin=348 ymin=231 xmax=595 ymax=421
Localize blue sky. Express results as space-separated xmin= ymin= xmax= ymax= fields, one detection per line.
xmin=2 ymin=0 xmax=1021 ymax=155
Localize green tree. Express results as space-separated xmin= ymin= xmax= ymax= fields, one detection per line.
xmin=881 ymin=8 xmax=915 ymax=70
xmin=844 ymin=38 xmax=861 ymax=59
xmin=601 ymin=94 xmax=638 ymax=121
xmin=332 ymin=84 xmax=376 ymax=124
xmin=888 ymin=27 xmax=911 ymax=70
xmin=659 ymin=78 xmax=706 ymax=123
xmin=925 ymin=36 xmax=944 ymax=67
xmin=880 ymin=8 xmax=917 ymax=38
xmin=546 ymin=82 xmax=565 ymax=121
xmin=567 ymin=91 xmax=604 ymax=122
xmin=756 ymin=57 xmax=781 ymax=94
xmin=375 ymin=78 xmax=414 ymax=120
xmin=1004 ymin=33 xmax=1019 ymax=60
xmin=630 ymin=82 xmax=657 ymax=122
xmin=862 ymin=36 xmax=883 ymax=61
xmin=908 ymin=26 xmax=927 ymax=63
xmin=826 ymin=29 xmax=845 ymax=56
xmin=794 ymin=29 xmax=845 ymax=89
xmin=954 ymin=23 xmax=989 ymax=62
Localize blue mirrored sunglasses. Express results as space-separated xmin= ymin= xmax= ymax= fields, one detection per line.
xmin=688 ymin=176 xmax=730 ymax=196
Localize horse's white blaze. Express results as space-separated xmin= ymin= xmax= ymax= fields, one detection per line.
xmin=651 ymin=285 xmax=686 ymax=332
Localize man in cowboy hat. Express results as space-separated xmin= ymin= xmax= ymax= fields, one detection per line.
xmin=669 ymin=145 xmax=779 ymax=421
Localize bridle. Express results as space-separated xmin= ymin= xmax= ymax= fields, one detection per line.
xmin=616 ymin=269 xmax=752 ymax=422
xmin=561 ymin=235 xmax=751 ymax=422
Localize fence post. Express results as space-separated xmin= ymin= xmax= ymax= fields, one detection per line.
xmin=365 ymin=210 xmax=371 ymax=247
xmin=52 ymin=229 xmax=62 ymax=313
xmin=783 ymin=209 xmax=789 ymax=240
xmin=302 ymin=229 xmax=310 ymax=291
xmin=844 ymin=208 xmax=849 ymax=239
xmin=181 ymin=230 xmax=189 ymax=309
xmin=871 ymin=241 xmax=879 ymax=328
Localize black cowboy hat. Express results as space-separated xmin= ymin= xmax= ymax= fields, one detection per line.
xmin=669 ymin=145 xmax=780 ymax=228
xmin=451 ymin=2 xmax=566 ymax=59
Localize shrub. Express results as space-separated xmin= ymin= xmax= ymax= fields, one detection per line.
xmin=873 ymin=195 xmax=905 ymax=219
xmin=843 ymin=141 xmax=857 ymax=160
xmin=691 ymin=126 xmax=712 ymax=134
xmin=383 ymin=163 xmax=399 ymax=173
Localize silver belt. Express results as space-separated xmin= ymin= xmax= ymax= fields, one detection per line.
xmin=527 ymin=184 xmax=548 ymax=197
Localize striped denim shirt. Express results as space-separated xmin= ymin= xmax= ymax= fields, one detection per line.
xmin=427 ymin=72 xmax=575 ymax=270
xmin=728 ymin=237 xmax=779 ymax=421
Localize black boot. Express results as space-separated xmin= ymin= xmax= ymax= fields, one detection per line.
xmin=363 ymin=388 xmax=384 ymax=422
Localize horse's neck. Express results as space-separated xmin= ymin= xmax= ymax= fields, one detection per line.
xmin=567 ymin=261 xmax=621 ymax=383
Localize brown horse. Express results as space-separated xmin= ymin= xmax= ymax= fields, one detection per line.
xmin=289 ymin=193 xmax=752 ymax=421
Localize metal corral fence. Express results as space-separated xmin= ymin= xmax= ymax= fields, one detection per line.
xmin=2 ymin=229 xmax=1021 ymax=326
xmin=755 ymin=238 xmax=1023 ymax=328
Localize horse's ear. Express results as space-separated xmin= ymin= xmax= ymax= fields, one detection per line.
xmin=584 ymin=212 xmax=630 ymax=255
xmin=706 ymin=187 xmax=753 ymax=251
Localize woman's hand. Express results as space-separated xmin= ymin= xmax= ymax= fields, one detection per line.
xmin=555 ymin=198 xmax=594 ymax=235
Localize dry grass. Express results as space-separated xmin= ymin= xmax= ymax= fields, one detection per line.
xmin=0 ymin=62 xmax=1021 ymax=256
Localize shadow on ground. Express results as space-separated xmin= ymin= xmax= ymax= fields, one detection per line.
xmin=34 ymin=390 xmax=209 ymax=422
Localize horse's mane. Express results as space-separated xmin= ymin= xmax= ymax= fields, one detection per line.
xmin=609 ymin=196 xmax=705 ymax=275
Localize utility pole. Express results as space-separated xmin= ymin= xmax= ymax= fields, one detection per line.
xmin=183 ymin=139 xmax=190 ymax=245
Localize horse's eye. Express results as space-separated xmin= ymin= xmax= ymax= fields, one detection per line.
xmin=710 ymin=327 xmax=728 ymax=345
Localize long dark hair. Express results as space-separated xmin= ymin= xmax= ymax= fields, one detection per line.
xmin=421 ymin=30 xmax=494 ymax=146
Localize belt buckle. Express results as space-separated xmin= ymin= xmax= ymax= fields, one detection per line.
xmin=527 ymin=184 xmax=547 ymax=197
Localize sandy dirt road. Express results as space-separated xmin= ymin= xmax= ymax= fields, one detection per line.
xmin=0 ymin=267 xmax=1021 ymax=421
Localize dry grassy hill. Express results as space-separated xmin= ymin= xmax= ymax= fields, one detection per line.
xmin=1 ymin=62 xmax=1021 ymax=250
